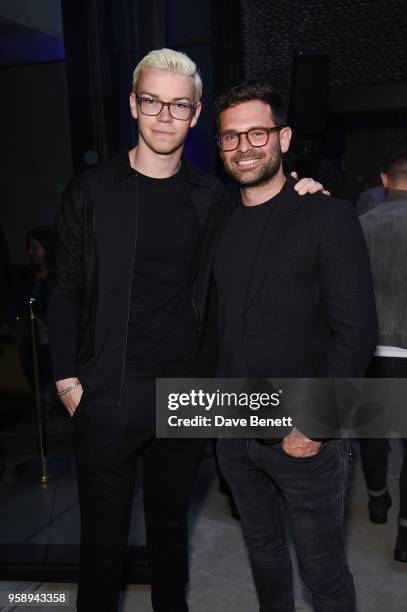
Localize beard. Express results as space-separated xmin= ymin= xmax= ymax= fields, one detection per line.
xmin=224 ymin=145 xmax=282 ymax=188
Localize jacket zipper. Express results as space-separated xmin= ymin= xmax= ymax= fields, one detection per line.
xmin=185 ymin=181 xmax=203 ymax=333
xmin=119 ymin=175 xmax=140 ymax=404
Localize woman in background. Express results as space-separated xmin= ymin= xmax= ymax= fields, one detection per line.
xmin=14 ymin=226 xmax=56 ymax=409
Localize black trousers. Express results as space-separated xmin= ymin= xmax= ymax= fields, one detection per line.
xmin=72 ymin=375 xmax=206 ymax=612
xmin=359 ymin=356 xmax=407 ymax=519
xmin=218 ymin=438 xmax=355 ymax=612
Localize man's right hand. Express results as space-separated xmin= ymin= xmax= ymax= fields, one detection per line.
xmin=56 ymin=378 xmax=83 ymax=417
xmin=281 ymin=427 xmax=321 ymax=458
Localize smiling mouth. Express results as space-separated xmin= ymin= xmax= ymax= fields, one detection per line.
xmin=236 ymin=158 xmax=262 ymax=167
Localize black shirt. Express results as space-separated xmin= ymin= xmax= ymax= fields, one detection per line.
xmin=126 ymin=164 xmax=200 ymax=371
xmin=213 ymin=199 xmax=274 ymax=376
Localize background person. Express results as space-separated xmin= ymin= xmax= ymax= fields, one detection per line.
xmin=359 ymin=146 xmax=407 ymax=563
xmin=13 ymin=226 xmax=55 ymax=408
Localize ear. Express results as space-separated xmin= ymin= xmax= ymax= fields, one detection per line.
xmin=189 ymin=102 xmax=202 ymax=128
xmin=280 ymin=126 xmax=292 ymax=154
xmin=380 ymin=171 xmax=389 ymax=189
xmin=129 ymin=92 xmax=138 ymax=120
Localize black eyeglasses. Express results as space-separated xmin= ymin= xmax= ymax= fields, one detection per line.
xmin=217 ymin=126 xmax=285 ymax=151
xmin=136 ymin=96 xmax=196 ymax=121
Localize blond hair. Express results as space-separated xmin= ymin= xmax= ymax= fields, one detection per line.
xmin=132 ymin=48 xmax=202 ymax=102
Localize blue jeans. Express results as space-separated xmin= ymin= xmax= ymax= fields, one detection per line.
xmin=217 ymin=438 xmax=356 ymax=612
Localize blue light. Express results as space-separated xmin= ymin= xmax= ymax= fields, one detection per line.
xmin=0 ymin=17 xmax=65 ymax=66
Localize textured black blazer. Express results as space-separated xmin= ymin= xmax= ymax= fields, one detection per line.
xmin=48 ymin=152 xmax=224 ymax=405
xmin=195 ymin=176 xmax=378 ymax=379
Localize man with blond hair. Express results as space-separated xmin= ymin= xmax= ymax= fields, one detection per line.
xmin=48 ymin=49 xmax=324 ymax=612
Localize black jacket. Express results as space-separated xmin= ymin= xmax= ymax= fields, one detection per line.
xmin=48 ymin=151 xmax=225 ymax=406
xmin=195 ymin=176 xmax=378 ymax=380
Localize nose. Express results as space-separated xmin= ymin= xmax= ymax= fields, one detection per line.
xmin=157 ymin=103 xmax=173 ymax=122
xmin=237 ymin=132 xmax=252 ymax=153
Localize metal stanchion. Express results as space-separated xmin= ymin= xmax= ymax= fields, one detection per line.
xmin=15 ymin=298 xmax=70 ymax=485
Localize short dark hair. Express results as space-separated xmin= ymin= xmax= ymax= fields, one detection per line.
xmin=383 ymin=146 xmax=407 ymax=183
xmin=214 ymin=81 xmax=287 ymax=129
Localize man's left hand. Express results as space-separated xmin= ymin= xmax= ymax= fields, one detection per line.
xmin=281 ymin=427 xmax=322 ymax=458
xmin=290 ymin=172 xmax=331 ymax=196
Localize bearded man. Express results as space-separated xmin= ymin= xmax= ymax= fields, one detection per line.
xmin=196 ymin=82 xmax=378 ymax=612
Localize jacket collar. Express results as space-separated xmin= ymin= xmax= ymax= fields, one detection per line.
xmin=113 ymin=149 xmax=209 ymax=186
xmin=182 ymin=157 xmax=213 ymax=187
xmin=268 ymin=175 xmax=302 ymax=214
xmin=113 ymin=150 xmax=136 ymax=182
xmin=386 ymin=189 xmax=407 ymax=203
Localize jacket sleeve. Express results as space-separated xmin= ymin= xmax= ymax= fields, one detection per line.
xmin=318 ymin=200 xmax=378 ymax=377
xmin=47 ymin=179 xmax=85 ymax=381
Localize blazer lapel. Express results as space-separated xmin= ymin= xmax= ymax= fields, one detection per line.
xmin=198 ymin=189 xmax=237 ymax=317
xmin=245 ymin=178 xmax=301 ymax=311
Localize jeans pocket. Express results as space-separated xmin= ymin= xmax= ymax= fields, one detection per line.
xmin=278 ymin=439 xmax=329 ymax=462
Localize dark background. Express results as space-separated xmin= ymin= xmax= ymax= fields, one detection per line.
xmin=1 ymin=0 xmax=407 ymax=263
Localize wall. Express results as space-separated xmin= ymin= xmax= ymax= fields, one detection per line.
xmin=241 ymin=0 xmax=407 ymax=97
xmin=239 ymin=0 xmax=407 ymax=200
xmin=166 ymin=0 xmax=216 ymax=171
xmin=1 ymin=61 xmax=72 ymax=264
xmin=0 ymin=0 xmax=63 ymax=38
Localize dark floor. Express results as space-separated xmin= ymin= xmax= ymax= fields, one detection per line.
xmin=0 ymin=402 xmax=406 ymax=611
